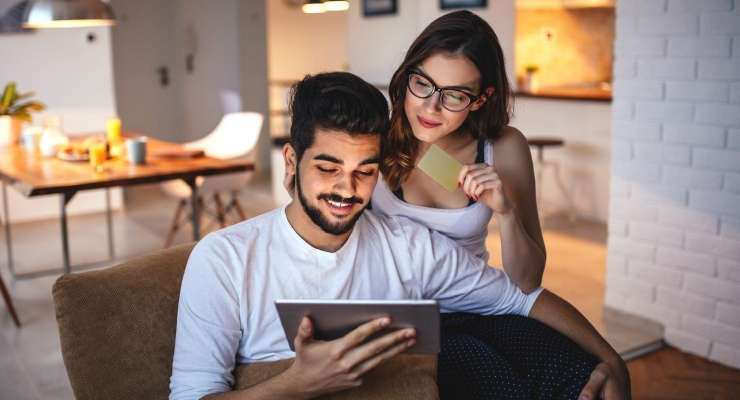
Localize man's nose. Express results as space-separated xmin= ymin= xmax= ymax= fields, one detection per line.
xmin=332 ymin=172 xmax=357 ymax=197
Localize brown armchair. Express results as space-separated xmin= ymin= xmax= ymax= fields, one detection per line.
xmin=52 ymin=243 xmax=438 ymax=400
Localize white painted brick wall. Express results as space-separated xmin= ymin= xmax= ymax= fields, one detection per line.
xmin=666 ymin=82 xmax=729 ymax=102
xmin=637 ymin=59 xmax=696 ymax=80
xmin=609 ymin=0 xmax=740 ymax=369
xmin=692 ymin=148 xmax=740 ymax=172
xmin=663 ymin=123 xmax=726 ymax=147
xmin=718 ymin=259 xmax=740 ymax=283
xmin=662 ymin=165 xmax=723 ymax=190
xmin=668 ymin=0 xmax=733 ymax=13
xmin=667 ymin=37 xmax=732 ymax=57
xmin=728 ymin=128 xmax=740 ymax=149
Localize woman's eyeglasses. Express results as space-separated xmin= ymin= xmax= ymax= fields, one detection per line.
xmin=406 ymin=69 xmax=481 ymax=112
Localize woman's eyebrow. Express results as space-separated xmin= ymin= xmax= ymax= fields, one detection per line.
xmin=416 ymin=67 xmax=479 ymax=92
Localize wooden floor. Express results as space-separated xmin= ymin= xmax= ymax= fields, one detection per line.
xmin=628 ymin=346 xmax=740 ymax=400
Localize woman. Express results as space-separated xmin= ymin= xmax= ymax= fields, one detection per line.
xmin=374 ymin=11 xmax=601 ymax=399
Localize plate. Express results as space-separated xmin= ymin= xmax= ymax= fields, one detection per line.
xmin=57 ymin=149 xmax=90 ymax=162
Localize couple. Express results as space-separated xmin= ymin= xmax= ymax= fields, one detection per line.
xmin=170 ymin=11 xmax=630 ymax=400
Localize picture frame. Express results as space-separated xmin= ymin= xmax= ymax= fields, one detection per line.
xmin=439 ymin=0 xmax=488 ymax=10
xmin=363 ymin=0 xmax=397 ymax=17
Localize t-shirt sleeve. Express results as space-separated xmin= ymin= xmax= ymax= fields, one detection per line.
xmin=169 ymin=234 xmax=244 ymax=400
xmin=408 ymin=223 xmax=542 ymax=316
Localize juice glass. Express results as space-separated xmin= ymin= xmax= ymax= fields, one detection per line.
xmin=89 ymin=142 xmax=107 ymax=173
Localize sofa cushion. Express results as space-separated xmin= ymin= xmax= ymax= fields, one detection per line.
xmin=234 ymin=355 xmax=438 ymax=399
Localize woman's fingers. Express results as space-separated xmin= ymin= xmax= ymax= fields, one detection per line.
xmin=461 ymin=165 xmax=498 ymax=196
xmin=578 ymin=363 xmax=611 ymax=400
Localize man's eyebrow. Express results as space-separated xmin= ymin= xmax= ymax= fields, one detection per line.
xmin=313 ymin=154 xmax=343 ymax=164
xmin=312 ymin=154 xmax=380 ymax=166
xmin=360 ymin=155 xmax=381 ymax=165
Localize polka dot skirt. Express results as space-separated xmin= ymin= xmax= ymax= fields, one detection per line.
xmin=437 ymin=313 xmax=599 ymax=400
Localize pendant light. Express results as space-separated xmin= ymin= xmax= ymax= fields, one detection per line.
xmin=22 ymin=0 xmax=115 ymax=29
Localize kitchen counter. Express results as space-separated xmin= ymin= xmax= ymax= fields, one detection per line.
xmin=514 ymin=87 xmax=612 ymax=102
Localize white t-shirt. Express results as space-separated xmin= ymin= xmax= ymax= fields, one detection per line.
xmin=169 ymin=206 xmax=542 ymax=400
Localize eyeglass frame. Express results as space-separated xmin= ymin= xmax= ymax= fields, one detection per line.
xmin=406 ymin=68 xmax=483 ymax=112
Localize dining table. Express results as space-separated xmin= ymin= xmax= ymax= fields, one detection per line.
xmin=0 ymin=132 xmax=255 ymax=280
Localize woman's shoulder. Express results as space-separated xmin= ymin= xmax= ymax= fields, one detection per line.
xmin=488 ymin=126 xmax=531 ymax=168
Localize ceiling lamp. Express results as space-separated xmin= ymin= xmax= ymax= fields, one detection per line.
xmin=302 ymin=0 xmax=326 ymax=14
xmin=323 ymin=0 xmax=350 ymax=11
xmin=22 ymin=0 xmax=115 ymax=29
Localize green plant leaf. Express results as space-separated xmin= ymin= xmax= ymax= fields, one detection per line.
xmin=1 ymin=82 xmax=17 ymax=112
xmin=10 ymin=101 xmax=45 ymax=115
xmin=13 ymin=112 xmax=32 ymax=122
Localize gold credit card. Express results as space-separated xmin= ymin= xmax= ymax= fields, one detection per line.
xmin=417 ymin=144 xmax=463 ymax=192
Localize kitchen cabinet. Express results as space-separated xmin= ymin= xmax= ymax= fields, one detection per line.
xmin=517 ymin=0 xmax=614 ymax=9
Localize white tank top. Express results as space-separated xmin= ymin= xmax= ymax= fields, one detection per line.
xmin=371 ymin=140 xmax=494 ymax=262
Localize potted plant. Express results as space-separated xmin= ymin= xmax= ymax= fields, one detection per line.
xmin=522 ymin=65 xmax=539 ymax=93
xmin=0 ymin=82 xmax=46 ymax=145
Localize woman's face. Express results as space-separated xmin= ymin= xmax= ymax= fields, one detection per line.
xmin=404 ymin=52 xmax=486 ymax=144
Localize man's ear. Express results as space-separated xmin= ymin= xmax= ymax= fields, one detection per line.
xmin=283 ymin=143 xmax=297 ymax=195
xmin=283 ymin=143 xmax=297 ymax=175
xmin=470 ymin=87 xmax=495 ymax=112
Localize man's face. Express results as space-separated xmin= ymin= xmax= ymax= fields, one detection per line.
xmin=291 ymin=129 xmax=380 ymax=235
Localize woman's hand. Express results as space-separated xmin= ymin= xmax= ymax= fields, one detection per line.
xmin=458 ymin=163 xmax=514 ymax=214
xmin=578 ymin=358 xmax=631 ymax=400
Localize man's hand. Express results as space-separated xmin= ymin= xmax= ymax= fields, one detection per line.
xmin=280 ymin=316 xmax=416 ymax=399
xmin=578 ymin=358 xmax=631 ymax=400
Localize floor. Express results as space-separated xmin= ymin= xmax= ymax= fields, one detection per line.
xmin=0 ymin=178 xmax=732 ymax=399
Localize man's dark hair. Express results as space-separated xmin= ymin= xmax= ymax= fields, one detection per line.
xmin=289 ymin=72 xmax=390 ymax=162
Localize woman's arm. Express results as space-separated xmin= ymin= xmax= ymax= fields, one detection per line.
xmin=459 ymin=127 xmax=546 ymax=292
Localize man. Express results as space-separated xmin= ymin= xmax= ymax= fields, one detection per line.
xmin=170 ymin=72 xmax=629 ymax=400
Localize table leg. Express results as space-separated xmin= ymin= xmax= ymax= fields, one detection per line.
xmin=105 ymin=189 xmax=115 ymax=259
xmin=2 ymin=180 xmax=15 ymax=279
xmin=184 ymin=178 xmax=201 ymax=241
xmin=60 ymin=192 xmax=76 ymax=274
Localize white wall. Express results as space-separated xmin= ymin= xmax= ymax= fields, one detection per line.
xmin=110 ymin=0 xmax=179 ymax=141
xmin=0 ymin=26 xmax=123 ymax=222
xmin=267 ymin=0 xmax=348 ymax=82
xmin=346 ymin=0 xmax=515 ymax=87
xmin=111 ymin=0 xmax=241 ymax=144
xmin=174 ymin=0 xmax=241 ymax=143
xmin=346 ymin=0 xmax=611 ymax=222
xmin=606 ymin=0 xmax=740 ymax=369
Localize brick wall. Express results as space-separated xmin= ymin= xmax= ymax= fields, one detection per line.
xmin=607 ymin=0 xmax=740 ymax=368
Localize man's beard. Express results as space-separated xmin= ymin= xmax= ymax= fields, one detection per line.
xmin=295 ymin=168 xmax=367 ymax=236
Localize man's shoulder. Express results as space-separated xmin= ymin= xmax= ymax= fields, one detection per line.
xmin=193 ymin=208 xmax=282 ymax=255
xmin=361 ymin=209 xmax=436 ymax=241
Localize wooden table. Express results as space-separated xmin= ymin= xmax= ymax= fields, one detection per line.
xmin=0 ymin=133 xmax=254 ymax=279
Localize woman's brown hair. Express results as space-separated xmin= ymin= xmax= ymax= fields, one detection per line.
xmin=382 ymin=10 xmax=513 ymax=190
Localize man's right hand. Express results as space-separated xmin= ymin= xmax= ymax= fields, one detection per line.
xmin=279 ymin=316 xmax=416 ymax=399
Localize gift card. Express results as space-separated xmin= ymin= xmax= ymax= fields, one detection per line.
xmin=417 ymin=144 xmax=463 ymax=192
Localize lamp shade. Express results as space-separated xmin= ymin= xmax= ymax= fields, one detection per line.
xmin=22 ymin=0 xmax=115 ymax=29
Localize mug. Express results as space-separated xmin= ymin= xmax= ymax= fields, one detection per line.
xmin=126 ymin=137 xmax=148 ymax=165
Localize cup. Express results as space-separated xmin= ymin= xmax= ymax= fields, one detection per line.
xmin=126 ymin=136 xmax=147 ymax=165
xmin=89 ymin=141 xmax=107 ymax=172
xmin=106 ymin=117 xmax=122 ymax=143
xmin=22 ymin=126 xmax=43 ymax=153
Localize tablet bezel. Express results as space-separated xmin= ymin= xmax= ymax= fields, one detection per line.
xmin=275 ymin=299 xmax=440 ymax=354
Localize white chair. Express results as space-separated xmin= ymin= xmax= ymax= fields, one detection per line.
xmin=161 ymin=112 xmax=263 ymax=247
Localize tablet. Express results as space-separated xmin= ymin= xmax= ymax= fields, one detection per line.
xmin=275 ymin=299 xmax=440 ymax=354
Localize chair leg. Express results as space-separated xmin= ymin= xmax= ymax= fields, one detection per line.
xmin=0 ymin=275 xmax=20 ymax=327
xmin=164 ymin=199 xmax=187 ymax=248
xmin=231 ymin=193 xmax=247 ymax=221
xmin=213 ymin=193 xmax=226 ymax=228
